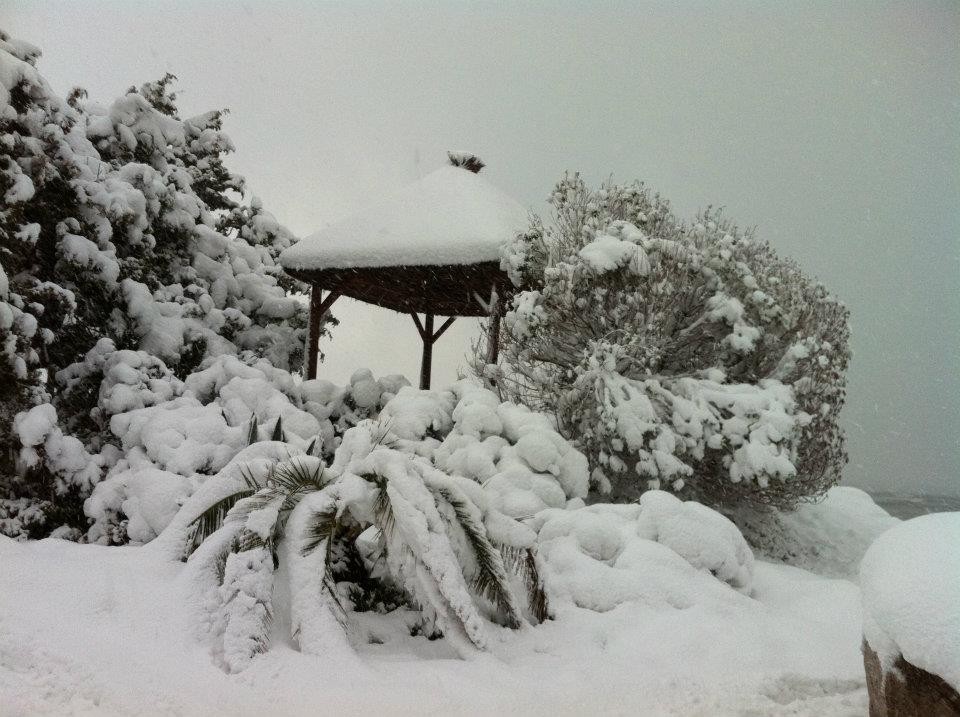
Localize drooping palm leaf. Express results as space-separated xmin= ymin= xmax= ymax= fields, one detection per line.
xmin=367 ymin=474 xmax=396 ymax=543
xmin=300 ymin=505 xmax=338 ymax=557
xmin=271 ymin=458 xmax=330 ymax=507
xmin=186 ymin=489 xmax=256 ymax=555
xmin=502 ymin=545 xmax=550 ymax=624
xmin=430 ymin=484 xmax=522 ymax=628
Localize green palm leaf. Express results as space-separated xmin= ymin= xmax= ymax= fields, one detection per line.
xmin=186 ymin=489 xmax=255 ymax=555
xmin=502 ymin=546 xmax=550 ymax=624
xmin=430 ymin=484 xmax=522 ymax=629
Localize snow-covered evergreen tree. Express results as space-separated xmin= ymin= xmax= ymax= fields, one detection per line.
xmin=0 ymin=29 xmax=323 ymax=538
xmin=491 ymin=173 xmax=850 ymax=510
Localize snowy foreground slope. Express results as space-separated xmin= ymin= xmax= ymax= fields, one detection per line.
xmin=0 ymin=489 xmax=896 ymax=717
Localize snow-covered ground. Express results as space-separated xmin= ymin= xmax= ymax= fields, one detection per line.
xmin=0 ymin=489 xmax=898 ymax=717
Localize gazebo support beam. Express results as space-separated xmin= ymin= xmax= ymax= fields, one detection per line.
xmin=420 ymin=314 xmax=434 ymax=390
xmin=433 ymin=316 xmax=456 ymax=341
xmin=306 ymin=286 xmax=340 ymax=381
xmin=410 ymin=314 xmax=457 ymax=390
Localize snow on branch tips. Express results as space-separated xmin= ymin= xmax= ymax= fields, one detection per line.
xmin=0 ymin=29 xmax=320 ymax=539
xmin=493 ymin=172 xmax=851 ymax=510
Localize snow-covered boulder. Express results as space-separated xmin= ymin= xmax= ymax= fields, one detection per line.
xmin=635 ymin=490 xmax=754 ymax=591
xmin=860 ymin=512 xmax=960 ymax=697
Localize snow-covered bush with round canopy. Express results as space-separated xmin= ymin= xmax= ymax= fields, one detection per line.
xmin=494 ymin=173 xmax=850 ymax=509
xmin=81 ymin=359 xmax=408 ymax=545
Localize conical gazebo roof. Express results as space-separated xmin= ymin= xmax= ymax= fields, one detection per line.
xmin=280 ymin=157 xmax=528 ymax=316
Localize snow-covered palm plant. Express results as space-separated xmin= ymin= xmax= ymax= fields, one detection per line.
xmin=492 ymin=173 xmax=850 ymax=510
xmin=178 ymin=423 xmax=547 ymax=671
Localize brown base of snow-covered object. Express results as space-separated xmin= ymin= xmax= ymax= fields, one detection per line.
xmin=863 ymin=640 xmax=960 ymax=716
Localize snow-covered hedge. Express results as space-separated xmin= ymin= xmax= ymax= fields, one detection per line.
xmin=493 ymin=173 xmax=850 ymax=510
xmin=83 ymin=361 xmax=409 ymax=545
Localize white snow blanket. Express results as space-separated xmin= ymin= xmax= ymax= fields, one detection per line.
xmin=280 ymin=164 xmax=529 ymax=270
xmin=0 ymin=533 xmax=870 ymax=716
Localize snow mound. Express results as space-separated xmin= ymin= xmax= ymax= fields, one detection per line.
xmin=85 ymin=465 xmax=193 ymax=545
xmin=860 ymin=512 xmax=960 ymax=688
xmin=430 ymin=383 xmax=589 ymax=515
xmin=280 ymin=164 xmax=529 ymax=270
xmin=636 ymin=490 xmax=754 ymax=590
xmin=733 ymin=486 xmax=899 ymax=579
xmin=534 ymin=491 xmax=754 ymax=613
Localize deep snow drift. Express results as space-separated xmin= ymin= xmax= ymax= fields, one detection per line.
xmin=0 ymin=485 xmax=897 ymax=716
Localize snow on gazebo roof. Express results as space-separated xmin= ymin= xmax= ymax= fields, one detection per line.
xmin=283 ymin=153 xmax=526 ymax=384
xmin=279 ymin=158 xmax=529 ymax=273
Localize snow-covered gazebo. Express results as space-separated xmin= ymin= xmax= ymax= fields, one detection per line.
xmin=280 ymin=153 xmax=529 ymax=389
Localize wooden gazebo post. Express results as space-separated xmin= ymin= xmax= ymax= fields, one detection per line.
xmin=306 ymin=286 xmax=340 ymax=380
xmin=410 ymin=313 xmax=457 ymax=389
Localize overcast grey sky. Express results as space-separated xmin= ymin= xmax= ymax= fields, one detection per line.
xmin=4 ymin=1 xmax=958 ymax=496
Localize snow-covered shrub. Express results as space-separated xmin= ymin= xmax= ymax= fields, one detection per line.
xmin=493 ymin=173 xmax=850 ymax=510
xmin=302 ymin=368 xmax=411 ymax=456
xmin=5 ymin=403 xmax=114 ymax=538
xmin=171 ymin=418 xmax=553 ymax=669
xmin=56 ymin=338 xmax=185 ymax=441
xmin=79 ymin=364 xmax=415 ymax=545
xmin=431 ymin=382 xmax=589 ymax=517
xmin=533 ymin=490 xmax=755 ymax=613
xmin=0 ymin=29 xmax=331 ymax=537
xmin=84 ymin=464 xmax=192 ymax=545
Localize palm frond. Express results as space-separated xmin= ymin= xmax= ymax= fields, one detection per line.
xmin=186 ymin=489 xmax=255 ymax=555
xmin=197 ymin=459 xmax=332 ymax=556
xmin=370 ymin=419 xmax=397 ymax=450
xmin=246 ymin=414 xmax=259 ymax=445
xmin=300 ymin=505 xmax=338 ymax=557
xmin=368 ymin=475 xmax=396 ymax=543
xmin=296 ymin=503 xmax=351 ymax=629
xmin=502 ymin=546 xmax=550 ymax=624
xmin=431 ymin=485 xmax=521 ymax=628
xmin=272 ymin=457 xmax=328 ymax=492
